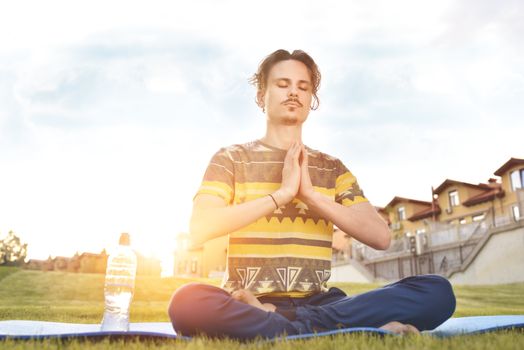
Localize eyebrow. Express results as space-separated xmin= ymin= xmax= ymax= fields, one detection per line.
xmin=274 ymin=78 xmax=311 ymax=85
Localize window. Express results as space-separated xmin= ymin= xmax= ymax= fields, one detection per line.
xmin=510 ymin=169 xmax=524 ymax=191
xmin=397 ymin=207 xmax=406 ymax=221
xmin=513 ymin=205 xmax=521 ymax=221
xmin=191 ymin=259 xmax=198 ymax=273
xmin=472 ymin=213 xmax=485 ymax=222
xmin=449 ymin=190 xmax=460 ymax=207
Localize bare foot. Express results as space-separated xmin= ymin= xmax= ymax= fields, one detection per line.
xmin=231 ymin=289 xmax=276 ymax=312
xmin=379 ymin=321 xmax=420 ymax=335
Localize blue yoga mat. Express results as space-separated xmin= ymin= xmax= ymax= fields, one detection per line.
xmin=1 ymin=316 xmax=523 ymax=340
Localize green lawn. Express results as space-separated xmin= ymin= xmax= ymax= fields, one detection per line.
xmin=1 ymin=266 xmax=523 ymax=349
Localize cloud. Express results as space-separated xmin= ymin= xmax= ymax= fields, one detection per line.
xmin=1 ymin=0 xmax=524 ymax=260
xmin=5 ymin=29 xmax=262 ymax=135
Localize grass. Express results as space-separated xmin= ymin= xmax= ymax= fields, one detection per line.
xmin=1 ymin=267 xmax=523 ymax=349
xmin=0 ymin=266 xmax=19 ymax=282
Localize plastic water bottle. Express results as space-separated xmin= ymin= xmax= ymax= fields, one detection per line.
xmin=100 ymin=232 xmax=137 ymax=331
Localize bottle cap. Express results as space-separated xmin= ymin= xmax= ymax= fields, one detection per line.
xmin=119 ymin=232 xmax=131 ymax=246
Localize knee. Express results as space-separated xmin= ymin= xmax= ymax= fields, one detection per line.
xmin=167 ymin=283 xmax=206 ymax=319
xmin=415 ymin=275 xmax=456 ymax=328
xmin=167 ymin=283 xmax=202 ymax=331
xmin=427 ymin=275 xmax=455 ymax=316
xmin=167 ymin=283 xmax=227 ymax=335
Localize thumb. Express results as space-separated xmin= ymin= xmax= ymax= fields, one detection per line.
xmin=301 ymin=144 xmax=309 ymax=168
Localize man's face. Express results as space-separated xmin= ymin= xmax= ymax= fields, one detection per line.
xmin=260 ymin=59 xmax=313 ymax=126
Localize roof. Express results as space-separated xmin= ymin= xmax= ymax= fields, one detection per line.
xmin=385 ymin=196 xmax=432 ymax=208
xmin=408 ymin=203 xmax=442 ymax=222
xmin=433 ymin=179 xmax=492 ymax=194
xmin=494 ymin=157 xmax=524 ymax=176
xmin=79 ymin=252 xmax=105 ymax=258
xmin=462 ymin=187 xmax=505 ymax=207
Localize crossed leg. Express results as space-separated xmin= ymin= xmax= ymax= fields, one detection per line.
xmin=232 ymin=288 xmax=420 ymax=334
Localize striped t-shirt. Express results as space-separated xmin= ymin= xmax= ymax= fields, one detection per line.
xmin=195 ymin=140 xmax=368 ymax=297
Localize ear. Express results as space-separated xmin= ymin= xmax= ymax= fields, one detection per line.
xmin=256 ymin=90 xmax=265 ymax=109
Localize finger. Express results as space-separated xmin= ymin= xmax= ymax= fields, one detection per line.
xmin=231 ymin=290 xmax=245 ymax=301
xmin=288 ymin=142 xmax=300 ymax=164
xmin=300 ymin=144 xmax=308 ymax=167
xmin=284 ymin=142 xmax=298 ymax=162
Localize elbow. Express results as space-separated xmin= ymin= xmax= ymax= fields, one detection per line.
xmin=377 ymin=235 xmax=391 ymax=251
xmin=374 ymin=225 xmax=392 ymax=251
xmin=189 ymin=216 xmax=207 ymax=246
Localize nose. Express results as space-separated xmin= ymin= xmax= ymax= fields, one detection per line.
xmin=288 ymin=86 xmax=298 ymax=98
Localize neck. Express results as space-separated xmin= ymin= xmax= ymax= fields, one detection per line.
xmin=261 ymin=123 xmax=303 ymax=150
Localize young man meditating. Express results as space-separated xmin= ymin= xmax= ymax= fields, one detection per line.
xmin=168 ymin=49 xmax=455 ymax=339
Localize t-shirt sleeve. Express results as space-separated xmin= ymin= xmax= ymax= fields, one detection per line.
xmin=194 ymin=148 xmax=235 ymax=205
xmin=334 ymin=159 xmax=368 ymax=207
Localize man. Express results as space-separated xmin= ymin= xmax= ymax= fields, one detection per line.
xmin=168 ymin=49 xmax=455 ymax=339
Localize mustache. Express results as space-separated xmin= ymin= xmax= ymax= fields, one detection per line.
xmin=282 ymin=98 xmax=303 ymax=107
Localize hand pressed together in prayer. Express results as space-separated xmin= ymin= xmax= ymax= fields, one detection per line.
xmin=273 ymin=142 xmax=316 ymax=208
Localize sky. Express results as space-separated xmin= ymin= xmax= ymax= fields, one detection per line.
xmin=1 ymin=0 xmax=523 ymax=270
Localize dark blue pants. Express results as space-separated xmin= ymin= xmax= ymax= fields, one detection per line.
xmin=168 ymin=274 xmax=455 ymax=339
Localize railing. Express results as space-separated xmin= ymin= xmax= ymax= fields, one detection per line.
xmin=341 ymin=199 xmax=524 ymax=280
xmin=351 ymin=237 xmax=406 ymax=262
xmin=351 ymin=217 xmax=490 ymax=263
xmin=349 ymin=199 xmax=524 ymax=264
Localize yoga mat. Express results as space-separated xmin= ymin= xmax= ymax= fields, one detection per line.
xmin=1 ymin=316 xmax=523 ymax=340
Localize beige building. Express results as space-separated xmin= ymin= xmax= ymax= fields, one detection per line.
xmin=383 ymin=197 xmax=440 ymax=238
xmin=494 ymin=157 xmax=524 ymax=223
xmin=174 ymin=233 xmax=227 ymax=278
xmin=432 ymin=178 xmax=504 ymax=226
xmin=24 ymin=249 xmax=161 ymax=277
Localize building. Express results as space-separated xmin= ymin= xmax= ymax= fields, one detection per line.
xmin=432 ymin=178 xmax=504 ymax=226
xmin=342 ymin=156 xmax=524 ymax=283
xmin=494 ymin=157 xmax=524 ymax=224
xmin=383 ymin=197 xmax=440 ymax=238
xmin=23 ymin=248 xmax=161 ymax=277
xmin=174 ymin=232 xmax=227 ymax=278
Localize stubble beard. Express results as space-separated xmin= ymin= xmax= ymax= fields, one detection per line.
xmin=282 ymin=116 xmax=299 ymax=125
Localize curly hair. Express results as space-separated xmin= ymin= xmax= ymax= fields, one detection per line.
xmin=249 ymin=49 xmax=321 ymax=110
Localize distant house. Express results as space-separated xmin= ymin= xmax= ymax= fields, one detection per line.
xmin=173 ymin=232 xmax=226 ymax=278
xmin=76 ymin=251 xmax=108 ymax=274
xmin=432 ymin=178 xmax=504 ymax=226
xmin=24 ymin=259 xmax=48 ymax=271
xmin=494 ymin=157 xmax=524 ymax=224
xmin=383 ymin=197 xmax=440 ymax=238
xmin=23 ymin=250 xmax=107 ymax=274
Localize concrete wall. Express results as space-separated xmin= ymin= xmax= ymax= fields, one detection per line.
xmin=450 ymin=225 xmax=524 ymax=285
xmin=330 ymin=260 xmax=374 ymax=283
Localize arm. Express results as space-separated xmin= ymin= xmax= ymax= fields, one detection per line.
xmin=298 ymin=145 xmax=391 ymax=251
xmin=190 ymin=142 xmax=303 ymax=246
xmin=301 ymin=196 xmax=391 ymax=250
xmin=190 ymin=193 xmax=280 ymax=246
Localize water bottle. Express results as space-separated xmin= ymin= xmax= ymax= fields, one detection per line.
xmin=100 ymin=232 xmax=137 ymax=331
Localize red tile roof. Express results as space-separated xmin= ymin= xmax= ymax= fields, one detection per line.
xmin=408 ymin=203 xmax=442 ymax=222
xmin=433 ymin=179 xmax=492 ymax=194
xmin=494 ymin=157 xmax=524 ymax=176
xmin=462 ymin=187 xmax=504 ymax=207
xmin=385 ymin=196 xmax=432 ymax=208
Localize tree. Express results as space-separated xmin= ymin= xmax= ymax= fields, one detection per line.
xmin=0 ymin=230 xmax=28 ymax=266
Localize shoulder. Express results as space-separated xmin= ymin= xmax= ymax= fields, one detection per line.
xmin=213 ymin=140 xmax=269 ymax=160
xmin=305 ymin=145 xmax=344 ymax=167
